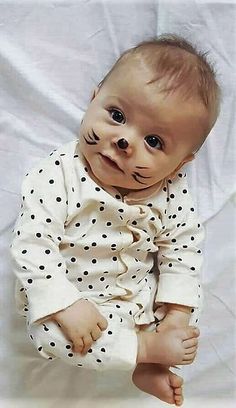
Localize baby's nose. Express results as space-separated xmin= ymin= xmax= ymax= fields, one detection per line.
xmin=116 ymin=138 xmax=129 ymax=150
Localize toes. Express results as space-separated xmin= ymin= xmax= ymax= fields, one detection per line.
xmin=182 ymin=327 xmax=200 ymax=340
xmin=183 ymin=337 xmax=198 ymax=347
xmin=175 ymin=395 xmax=183 ymax=406
xmin=185 ymin=346 xmax=198 ymax=355
xmin=174 ymin=387 xmax=182 ymax=396
xmin=169 ymin=373 xmax=183 ymax=388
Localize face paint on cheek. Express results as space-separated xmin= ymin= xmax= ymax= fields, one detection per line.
xmin=83 ymin=130 xmax=100 ymax=145
xmin=132 ymin=172 xmax=152 ymax=185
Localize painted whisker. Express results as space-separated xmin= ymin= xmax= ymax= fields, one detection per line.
xmin=83 ymin=135 xmax=98 ymax=145
xmin=134 ymin=172 xmax=151 ymax=179
xmin=92 ymin=131 xmax=100 ymax=141
xmin=132 ymin=171 xmax=152 ymax=185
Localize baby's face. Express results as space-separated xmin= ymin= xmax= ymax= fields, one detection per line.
xmin=79 ymin=61 xmax=209 ymax=192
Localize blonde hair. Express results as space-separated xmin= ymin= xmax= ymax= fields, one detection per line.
xmin=101 ymin=34 xmax=221 ymax=126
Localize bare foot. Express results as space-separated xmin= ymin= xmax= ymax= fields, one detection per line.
xmin=137 ymin=326 xmax=199 ymax=365
xmin=132 ymin=363 xmax=184 ymax=406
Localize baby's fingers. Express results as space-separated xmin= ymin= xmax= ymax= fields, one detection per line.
xmin=91 ymin=326 xmax=102 ymax=341
xmin=82 ymin=334 xmax=94 ymax=354
xmin=97 ymin=315 xmax=108 ymax=331
xmin=72 ymin=336 xmax=84 ymax=354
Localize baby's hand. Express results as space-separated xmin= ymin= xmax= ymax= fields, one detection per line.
xmin=52 ymin=299 xmax=108 ymax=354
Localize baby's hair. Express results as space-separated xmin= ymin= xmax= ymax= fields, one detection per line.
xmin=101 ymin=34 xmax=221 ymax=125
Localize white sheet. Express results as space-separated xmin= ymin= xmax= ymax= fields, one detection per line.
xmin=0 ymin=0 xmax=235 ymax=406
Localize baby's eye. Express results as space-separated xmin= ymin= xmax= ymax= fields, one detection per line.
xmin=109 ymin=109 xmax=126 ymax=124
xmin=145 ymin=135 xmax=163 ymax=150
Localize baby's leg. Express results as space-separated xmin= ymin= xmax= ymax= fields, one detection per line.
xmin=28 ymin=301 xmax=139 ymax=371
xmin=132 ymin=364 xmax=184 ymax=406
xmin=136 ymin=326 xmax=199 ymax=365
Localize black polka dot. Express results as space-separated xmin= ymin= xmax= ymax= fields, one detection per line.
xmin=182 ymin=189 xmax=187 ymax=194
xmin=71 ymin=257 xmax=76 ymax=262
xmin=101 ymin=348 xmax=106 ymax=352
xmin=95 ymin=187 xmax=101 ymax=192
xmin=27 ymin=279 xmax=33 ymax=284
xmin=39 ymin=265 xmax=45 ymax=270
xmin=106 ymin=222 xmax=112 ymax=226
xmin=46 ymin=275 xmax=52 ymax=279
xmin=50 ymin=342 xmax=55 ymax=347
xmin=36 ymin=233 xmax=41 ymax=238
xmin=170 ymin=194 xmax=175 ymax=199
xmin=102 ymin=234 xmax=107 ymax=238
xmin=55 ymin=161 xmax=60 ymax=165
xmin=49 ymin=179 xmax=54 ymax=184
xmin=46 ymin=218 xmax=51 ymax=223
xmin=56 ymin=197 xmax=62 ymax=202
xmin=92 ymin=259 xmax=97 ymax=264
xmin=168 ymin=263 xmax=172 ymax=267
xmin=75 ymin=222 xmax=80 ymax=227
xmin=45 ymin=249 xmax=50 ymax=254
xmin=22 ymin=250 xmax=27 ymax=254
xmin=81 ymin=177 xmax=86 ymax=182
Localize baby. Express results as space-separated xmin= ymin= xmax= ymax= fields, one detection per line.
xmin=11 ymin=34 xmax=220 ymax=406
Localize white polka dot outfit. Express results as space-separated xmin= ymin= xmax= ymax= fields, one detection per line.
xmin=11 ymin=139 xmax=203 ymax=371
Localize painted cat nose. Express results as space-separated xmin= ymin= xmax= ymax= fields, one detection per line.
xmin=117 ymin=138 xmax=129 ymax=150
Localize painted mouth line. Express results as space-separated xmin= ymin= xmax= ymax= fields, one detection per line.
xmin=100 ymin=154 xmax=124 ymax=173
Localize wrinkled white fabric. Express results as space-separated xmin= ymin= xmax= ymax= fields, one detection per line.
xmin=0 ymin=0 xmax=235 ymax=405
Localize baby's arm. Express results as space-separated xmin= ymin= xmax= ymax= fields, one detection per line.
xmin=52 ymin=299 xmax=108 ymax=354
xmin=154 ymin=173 xmax=204 ymax=329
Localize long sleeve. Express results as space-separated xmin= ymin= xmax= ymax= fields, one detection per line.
xmin=154 ymin=173 xmax=204 ymax=308
xmin=10 ymin=148 xmax=82 ymax=325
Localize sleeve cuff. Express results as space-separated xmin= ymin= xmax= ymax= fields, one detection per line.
xmin=155 ymin=273 xmax=200 ymax=308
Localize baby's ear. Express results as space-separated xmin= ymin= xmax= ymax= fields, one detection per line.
xmin=168 ymin=154 xmax=195 ymax=179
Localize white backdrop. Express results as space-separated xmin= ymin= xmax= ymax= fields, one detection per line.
xmin=0 ymin=1 xmax=235 ymax=407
